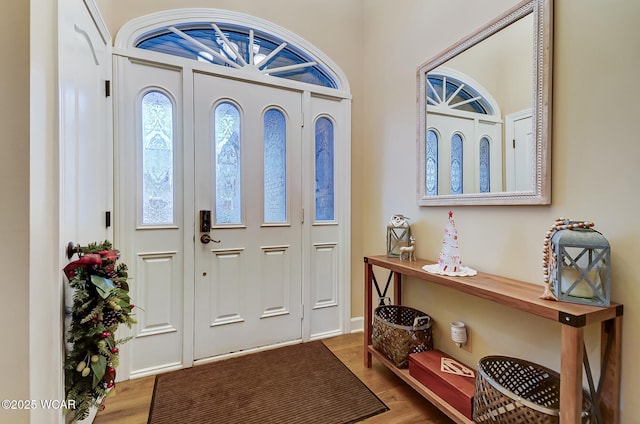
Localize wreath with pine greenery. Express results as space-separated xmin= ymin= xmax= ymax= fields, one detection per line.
xmin=63 ymin=241 xmax=136 ymax=422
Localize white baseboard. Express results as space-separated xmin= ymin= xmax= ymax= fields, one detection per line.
xmin=350 ymin=316 xmax=364 ymax=333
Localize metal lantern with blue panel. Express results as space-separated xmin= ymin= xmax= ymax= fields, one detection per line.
xmin=549 ymin=220 xmax=611 ymax=307
xmin=387 ymin=214 xmax=411 ymax=257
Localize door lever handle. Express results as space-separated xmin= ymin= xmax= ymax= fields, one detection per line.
xmin=200 ymin=233 xmax=220 ymax=244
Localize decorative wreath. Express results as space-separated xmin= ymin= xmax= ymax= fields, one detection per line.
xmin=63 ymin=240 xmax=136 ymax=422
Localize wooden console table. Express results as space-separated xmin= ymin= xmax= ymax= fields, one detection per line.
xmin=363 ymin=255 xmax=623 ymax=424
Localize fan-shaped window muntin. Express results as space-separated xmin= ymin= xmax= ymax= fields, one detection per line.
xmin=136 ymin=22 xmax=337 ymax=89
xmin=427 ymin=74 xmax=493 ymax=115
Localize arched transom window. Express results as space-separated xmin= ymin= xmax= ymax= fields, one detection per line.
xmin=426 ymin=74 xmax=494 ymax=115
xmin=135 ymin=22 xmax=337 ymax=89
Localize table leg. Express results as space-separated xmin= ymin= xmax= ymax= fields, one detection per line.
xmin=560 ymin=325 xmax=584 ymax=424
xmin=599 ymin=316 xmax=622 ymax=424
xmin=364 ymin=261 xmax=373 ymax=368
xmin=394 ymin=271 xmax=402 ymax=305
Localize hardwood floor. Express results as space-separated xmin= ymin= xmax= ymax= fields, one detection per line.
xmin=94 ymin=333 xmax=454 ymax=424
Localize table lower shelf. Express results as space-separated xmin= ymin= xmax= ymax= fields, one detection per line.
xmin=367 ymin=345 xmax=473 ymax=424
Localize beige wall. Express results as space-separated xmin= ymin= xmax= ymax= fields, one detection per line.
xmin=0 ymin=1 xmax=30 ymax=423
xmin=360 ymin=0 xmax=639 ymax=422
xmin=442 ymin=12 xmax=533 ymax=116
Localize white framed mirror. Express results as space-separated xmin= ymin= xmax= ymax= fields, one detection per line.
xmin=417 ymin=0 xmax=552 ymax=206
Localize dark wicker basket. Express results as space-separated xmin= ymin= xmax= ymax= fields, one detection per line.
xmin=474 ymin=356 xmax=592 ymax=423
xmin=371 ymin=305 xmax=433 ymax=368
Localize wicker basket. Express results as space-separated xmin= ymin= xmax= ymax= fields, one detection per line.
xmin=371 ymin=305 xmax=433 ymax=368
xmin=473 ymin=356 xmax=592 ymax=423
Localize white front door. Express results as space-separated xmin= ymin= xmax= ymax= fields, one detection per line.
xmin=193 ymin=72 xmax=303 ymax=359
xmin=116 ymin=39 xmax=350 ymax=377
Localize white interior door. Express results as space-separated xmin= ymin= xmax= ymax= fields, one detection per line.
xmin=59 ymin=0 xmax=112 ymax=420
xmin=193 ymin=73 xmax=303 ymax=359
xmin=59 ymin=0 xmax=112 ymax=246
xmin=505 ymin=109 xmax=533 ymax=191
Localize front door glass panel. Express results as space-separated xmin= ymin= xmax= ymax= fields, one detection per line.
xmin=214 ymin=102 xmax=242 ymax=224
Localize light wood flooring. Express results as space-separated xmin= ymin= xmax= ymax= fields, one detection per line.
xmin=94 ymin=332 xmax=454 ymax=424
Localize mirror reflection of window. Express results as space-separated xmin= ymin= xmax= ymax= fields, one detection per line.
xmin=426 ymin=74 xmax=492 ymax=114
xmin=426 ymin=69 xmax=502 ymax=196
xmin=425 ymin=129 xmax=439 ymax=196
xmin=479 ymin=137 xmax=491 ymax=193
xmin=416 ymin=2 xmax=552 ymax=205
xmin=450 ymin=133 xmax=464 ymax=195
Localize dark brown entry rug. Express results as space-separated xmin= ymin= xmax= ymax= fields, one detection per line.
xmin=147 ymin=341 xmax=388 ymax=424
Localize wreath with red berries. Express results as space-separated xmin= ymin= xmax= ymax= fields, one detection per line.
xmin=63 ymin=240 xmax=136 ymax=422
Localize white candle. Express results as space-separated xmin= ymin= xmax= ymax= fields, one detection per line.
xmin=560 ymin=266 xmax=600 ymax=298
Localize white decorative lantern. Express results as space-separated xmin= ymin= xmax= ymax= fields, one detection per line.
xmin=387 ymin=214 xmax=411 ymax=257
xmin=543 ymin=218 xmax=611 ymax=307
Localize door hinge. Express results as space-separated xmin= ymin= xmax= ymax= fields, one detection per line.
xmin=301 ymin=208 xmax=305 ymax=224
xmin=300 ymin=304 xmax=304 ymax=319
xmin=105 ymin=211 xmax=111 ymax=228
xmin=105 ymin=80 xmax=111 ymax=97
xmin=512 ymin=139 xmax=516 ymax=149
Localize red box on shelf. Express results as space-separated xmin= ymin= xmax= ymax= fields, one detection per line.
xmin=408 ymin=350 xmax=476 ymax=420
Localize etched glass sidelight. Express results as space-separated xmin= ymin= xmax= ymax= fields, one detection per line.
xmin=479 ymin=137 xmax=490 ymax=193
xmin=426 ymin=129 xmax=439 ymax=196
xmin=451 ymin=133 xmax=463 ymax=195
xmin=263 ymin=109 xmax=287 ymax=223
xmin=214 ymin=102 xmax=242 ymax=224
xmin=141 ymin=91 xmax=174 ymax=225
xmin=315 ymin=117 xmax=334 ymax=221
